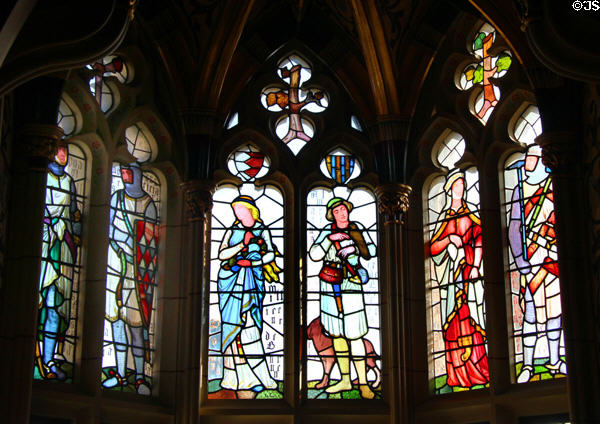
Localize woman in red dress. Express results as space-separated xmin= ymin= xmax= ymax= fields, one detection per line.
xmin=429 ymin=172 xmax=489 ymax=388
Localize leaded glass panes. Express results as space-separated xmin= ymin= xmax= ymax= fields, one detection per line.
xmin=457 ymin=23 xmax=512 ymax=124
xmin=88 ymin=77 xmax=114 ymax=113
xmin=34 ymin=143 xmax=87 ymax=382
xmin=227 ymin=144 xmax=270 ymax=182
xmin=305 ymin=153 xmax=381 ymax=400
xmin=503 ymin=106 xmax=566 ymax=383
xmin=101 ymin=163 xmax=161 ymax=395
xmin=425 ymin=133 xmax=489 ymax=393
xmin=319 ymin=148 xmax=361 ymax=184
xmin=56 ymin=98 xmax=76 ymax=138
xmin=125 ymin=123 xmax=157 ymax=164
xmin=261 ymin=54 xmax=328 ymax=155
xmin=101 ymin=128 xmax=161 ymax=395
xmin=208 ymin=148 xmax=284 ymax=399
xmin=87 ymin=55 xmax=131 ymax=113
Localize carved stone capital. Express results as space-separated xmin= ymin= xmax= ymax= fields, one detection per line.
xmin=535 ymin=131 xmax=579 ymax=176
xmin=16 ymin=124 xmax=63 ymax=171
xmin=375 ymin=183 xmax=412 ymax=225
xmin=181 ymin=180 xmax=215 ymax=222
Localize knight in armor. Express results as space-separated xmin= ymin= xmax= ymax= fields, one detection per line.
xmin=37 ymin=145 xmax=81 ymax=380
xmin=508 ymin=151 xmax=566 ymax=382
xmin=103 ymin=162 xmax=158 ymax=395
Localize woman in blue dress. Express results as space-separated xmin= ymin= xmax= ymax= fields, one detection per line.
xmin=217 ymin=195 xmax=280 ymax=396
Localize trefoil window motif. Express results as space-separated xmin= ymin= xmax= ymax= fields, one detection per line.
xmin=457 ymin=23 xmax=512 ymax=124
xmin=261 ymin=54 xmax=328 ymax=155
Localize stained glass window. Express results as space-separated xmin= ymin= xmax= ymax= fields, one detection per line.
xmin=457 ymin=23 xmax=512 ymax=124
xmin=424 ymin=132 xmax=489 ymax=393
xmin=208 ymin=146 xmax=284 ymax=399
xmin=102 ymin=125 xmax=161 ymax=395
xmin=34 ymin=143 xmax=87 ymax=382
xmin=87 ymin=55 xmax=131 ymax=113
xmin=503 ymin=105 xmax=566 ymax=383
xmin=261 ymin=54 xmax=328 ymax=155
xmin=306 ymin=152 xmax=382 ymax=400
xmin=125 ymin=123 xmax=157 ymax=164
xmin=226 ymin=112 xmax=239 ymax=129
xmin=56 ymin=98 xmax=77 ymax=138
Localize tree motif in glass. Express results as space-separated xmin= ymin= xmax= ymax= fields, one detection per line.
xmin=261 ymin=54 xmax=328 ymax=155
xmin=208 ymin=146 xmax=284 ymax=399
xmin=34 ymin=143 xmax=86 ymax=382
xmin=306 ymin=152 xmax=381 ymax=400
xmin=425 ymin=133 xmax=489 ymax=393
xmin=102 ymin=125 xmax=161 ymax=395
xmin=87 ymin=55 xmax=131 ymax=113
xmin=458 ymin=23 xmax=512 ymax=123
xmin=503 ymin=105 xmax=566 ymax=383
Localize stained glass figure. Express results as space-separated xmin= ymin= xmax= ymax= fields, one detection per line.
xmin=208 ymin=183 xmax=284 ymax=399
xmin=504 ymin=106 xmax=566 ymax=383
xmin=425 ymin=133 xmax=488 ymax=393
xmin=102 ymin=162 xmax=160 ymax=395
xmin=458 ymin=23 xmax=512 ymax=123
xmin=34 ymin=144 xmax=86 ymax=382
xmin=227 ymin=144 xmax=270 ymax=182
xmin=56 ymin=98 xmax=77 ymax=138
xmin=306 ymin=185 xmax=382 ymax=399
xmin=261 ymin=54 xmax=328 ymax=155
xmin=87 ymin=55 xmax=131 ymax=113
xmin=319 ymin=148 xmax=361 ymax=185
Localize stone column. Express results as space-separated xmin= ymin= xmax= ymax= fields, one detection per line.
xmin=0 ymin=123 xmax=62 ymax=424
xmin=371 ymin=117 xmax=412 ymax=423
xmin=376 ymin=183 xmax=412 ymax=424
xmin=175 ymin=180 xmax=213 ymax=423
xmin=175 ymin=108 xmax=219 ymax=423
xmin=537 ymin=131 xmax=600 ymax=423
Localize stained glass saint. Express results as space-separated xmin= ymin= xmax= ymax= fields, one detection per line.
xmin=504 ymin=106 xmax=566 ymax=382
xmin=208 ymin=145 xmax=284 ymax=399
xmin=102 ymin=124 xmax=160 ymax=395
xmin=306 ymin=151 xmax=381 ymax=400
xmin=425 ymin=133 xmax=489 ymax=393
xmin=35 ymin=143 xmax=86 ymax=382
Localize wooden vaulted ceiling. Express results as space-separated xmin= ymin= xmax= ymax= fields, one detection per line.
xmin=137 ymin=0 xmax=476 ymax=126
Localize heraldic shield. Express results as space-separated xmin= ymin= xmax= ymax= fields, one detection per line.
xmin=135 ymin=220 xmax=159 ymax=328
xmin=326 ymin=154 xmax=355 ymax=184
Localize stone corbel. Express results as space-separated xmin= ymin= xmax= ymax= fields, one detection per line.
xmin=535 ymin=131 xmax=579 ymax=176
xmin=375 ymin=182 xmax=412 ymax=225
xmin=181 ymin=180 xmax=215 ymax=222
xmin=16 ymin=123 xmax=63 ymax=171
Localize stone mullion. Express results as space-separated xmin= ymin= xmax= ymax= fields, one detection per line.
xmin=176 ymin=180 xmax=213 ymax=424
xmin=538 ymin=132 xmax=600 ymax=423
xmin=0 ymin=123 xmax=62 ymax=424
xmin=376 ymin=183 xmax=412 ymax=424
xmin=478 ymin=168 xmax=511 ymax=395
